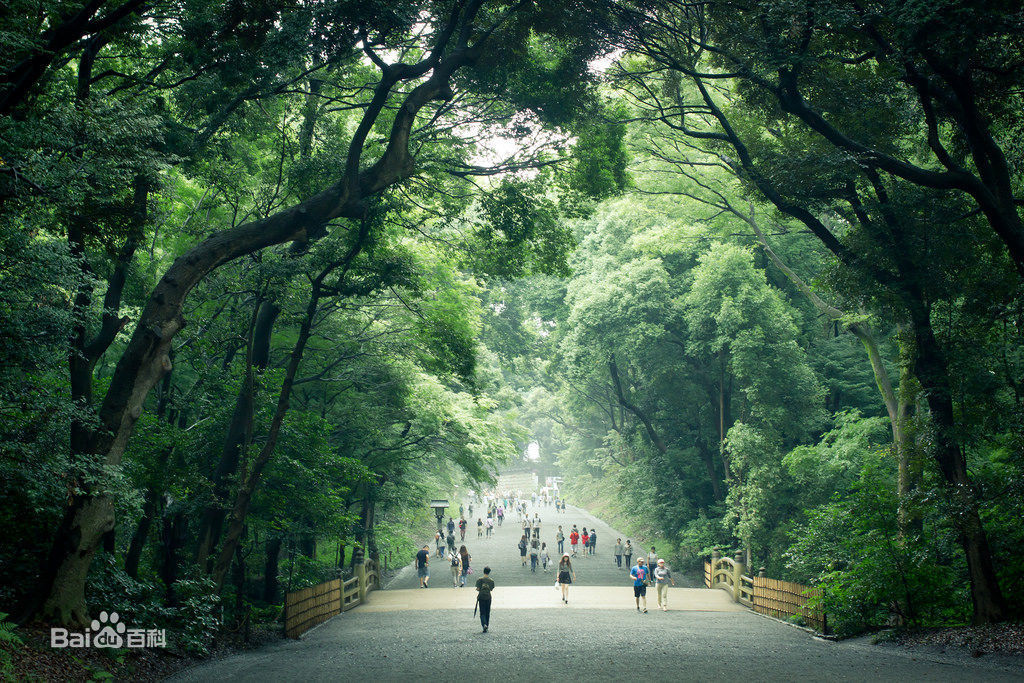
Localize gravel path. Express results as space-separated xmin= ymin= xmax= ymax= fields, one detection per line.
xmin=171 ymin=500 xmax=1024 ymax=681
xmin=172 ymin=607 xmax=1024 ymax=681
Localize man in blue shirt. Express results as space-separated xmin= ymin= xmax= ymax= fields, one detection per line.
xmin=630 ymin=557 xmax=649 ymax=613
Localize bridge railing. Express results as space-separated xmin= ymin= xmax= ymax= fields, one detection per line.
xmin=284 ymin=556 xmax=380 ymax=638
xmin=704 ymin=551 xmax=827 ymax=634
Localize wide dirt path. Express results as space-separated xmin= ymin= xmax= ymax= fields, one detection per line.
xmin=172 ymin=501 xmax=1024 ymax=681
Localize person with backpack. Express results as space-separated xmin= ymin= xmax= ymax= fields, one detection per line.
xmin=475 ymin=566 xmax=495 ymax=632
xmin=556 ymin=526 xmax=565 ymax=554
xmin=459 ymin=545 xmax=471 ymax=587
xmin=447 ymin=531 xmax=456 ymax=554
xmin=416 ymin=545 xmax=430 ymax=588
xmin=435 ymin=531 xmax=445 ymax=558
xmin=613 ymin=538 xmax=624 ymax=567
xmin=569 ymin=528 xmax=580 ymax=556
xmin=581 ymin=528 xmax=589 ymax=557
xmin=518 ymin=535 xmax=528 ymax=567
xmin=557 ymin=553 xmax=576 ymax=604
xmin=449 ymin=546 xmax=462 ymax=587
xmin=485 ymin=516 xmax=494 ymax=538
xmin=623 ymin=540 xmax=633 ymax=568
xmin=589 ymin=529 xmax=597 ymax=555
xmin=631 ymin=557 xmax=649 ymax=613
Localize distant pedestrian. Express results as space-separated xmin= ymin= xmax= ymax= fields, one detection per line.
xmin=477 ymin=517 xmax=483 ymax=538
xmin=435 ymin=531 xmax=445 ymax=558
xmin=541 ymin=543 xmax=550 ymax=571
xmin=416 ymin=545 xmax=430 ymax=588
xmin=557 ymin=553 xmax=576 ymax=604
xmin=459 ymin=517 xmax=468 ymax=541
xmin=447 ymin=517 xmax=455 ymax=536
xmin=654 ymin=559 xmax=676 ymax=611
xmin=459 ymin=545 xmax=471 ymax=587
xmin=460 ymin=503 xmax=464 ymax=517
xmin=449 ymin=547 xmax=462 ymax=586
xmin=613 ymin=538 xmax=623 ymax=567
xmin=631 ymin=557 xmax=649 ymax=612
xmin=519 ymin=535 xmax=528 ymax=566
xmin=647 ymin=546 xmax=658 ymax=573
xmin=485 ymin=516 xmax=494 ymax=537
xmin=475 ymin=566 xmax=494 ymax=632
xmin=589 ymin=529 xmax=597 ymax=555
xmin=556 ymin=526 xmax=565 ymax=554
xmin=581 ymin=529 xmax=589 ymax=556
xmin=569 ymin=528 xmax=580 ymax=556
xmin=530 ymin=537 xmax=540 ymax=572
xmin=624 ymin=540 xmax=633 ymax=568
xmin=522 ymin=518 xmax=530 ymax=539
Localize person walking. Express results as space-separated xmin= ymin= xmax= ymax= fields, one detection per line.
xmin=581 ymin=529 xmax=589 ymax=557
xmin=647 ymin=546 xmax=658 ymax=573
xmin=477 ymin=517 xmax=483 ymax=538
xmin=654 ymin=558 xmax=676 ymax=611
xmin=447 ymin=517 xmax=456 ymax=537
xmin=459 ymin=503 xmax=464 ymax=517
xmin=569 ymin=528 xmax=580 ymax=556
xmin=624 ymin=540 xmax=633 ymax=568
xmin=613 ymin=538 xmax=623 ymax=567
xmin=416 ymin=545 xmax=430 ymax=588
xmin=530 ymin=536 xmax=540 ymax=572
xmin=557 ymin=554 xmax=576 ymax=604
xmin=556 ymin=526 xmax=565 ymax=554
xmin=522 ymin=517 xmax=531 ymax=540
xmin=497 ymin=507 xmax=504 ymax=526
xmin=518 ymin=535 xmax=528 ymax=567
xmin=541 ymin=542 xmax=550 ymax=571
xmin=485 ymin=516 xmax=494 ymax=538
xmin=459 ymin=545 xmax=471 ymax=587
xmin=589 ymin=529 xmax=597 ymax=555
xmin=475 ymin=566 xmax=495 ymax=632
xmin=435 ymin=531 xmax=445 ymax=558
xmin=459 ymin=517 xmax=468 ymax=541
xmin=449 ymin=546 xmax=462 ymax=587
xmin=447 ymin=530 xmax=457 ymax=554
xmin=631 ymin=557 xmax=649 ymax=612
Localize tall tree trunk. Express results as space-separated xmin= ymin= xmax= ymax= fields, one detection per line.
xmin=196 ymin=300 xmax=280 ymax=569
xmin=262 ymin=537 xmax=282 ymax=603
xmin=907 ymin=301 xmax=1007 ymax=623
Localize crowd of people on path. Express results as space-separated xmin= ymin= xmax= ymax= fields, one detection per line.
xmin=414 ymin=490 xmax=681 ymax=632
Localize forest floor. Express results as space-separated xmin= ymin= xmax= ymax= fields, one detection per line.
xmin=5 ymin=622 xmax=281 ymax=682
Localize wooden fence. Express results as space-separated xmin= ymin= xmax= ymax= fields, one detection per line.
xmin=284 ymin=558 xmax=380 ymax=639
xmin=705 ymin=552 xmax=827 ymax=634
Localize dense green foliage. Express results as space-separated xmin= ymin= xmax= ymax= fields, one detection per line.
xmin=0 ymin=0 xmax=1021 ymax=650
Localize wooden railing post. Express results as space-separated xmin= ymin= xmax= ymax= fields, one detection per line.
xmin=732 ymin=551 xmax=745 ymax=603
xmin=354 ymin=546 xmax=367 ymax=603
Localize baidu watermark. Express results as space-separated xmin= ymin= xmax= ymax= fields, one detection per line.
xmin=51 ymin=611 xmax=166 ymax=649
